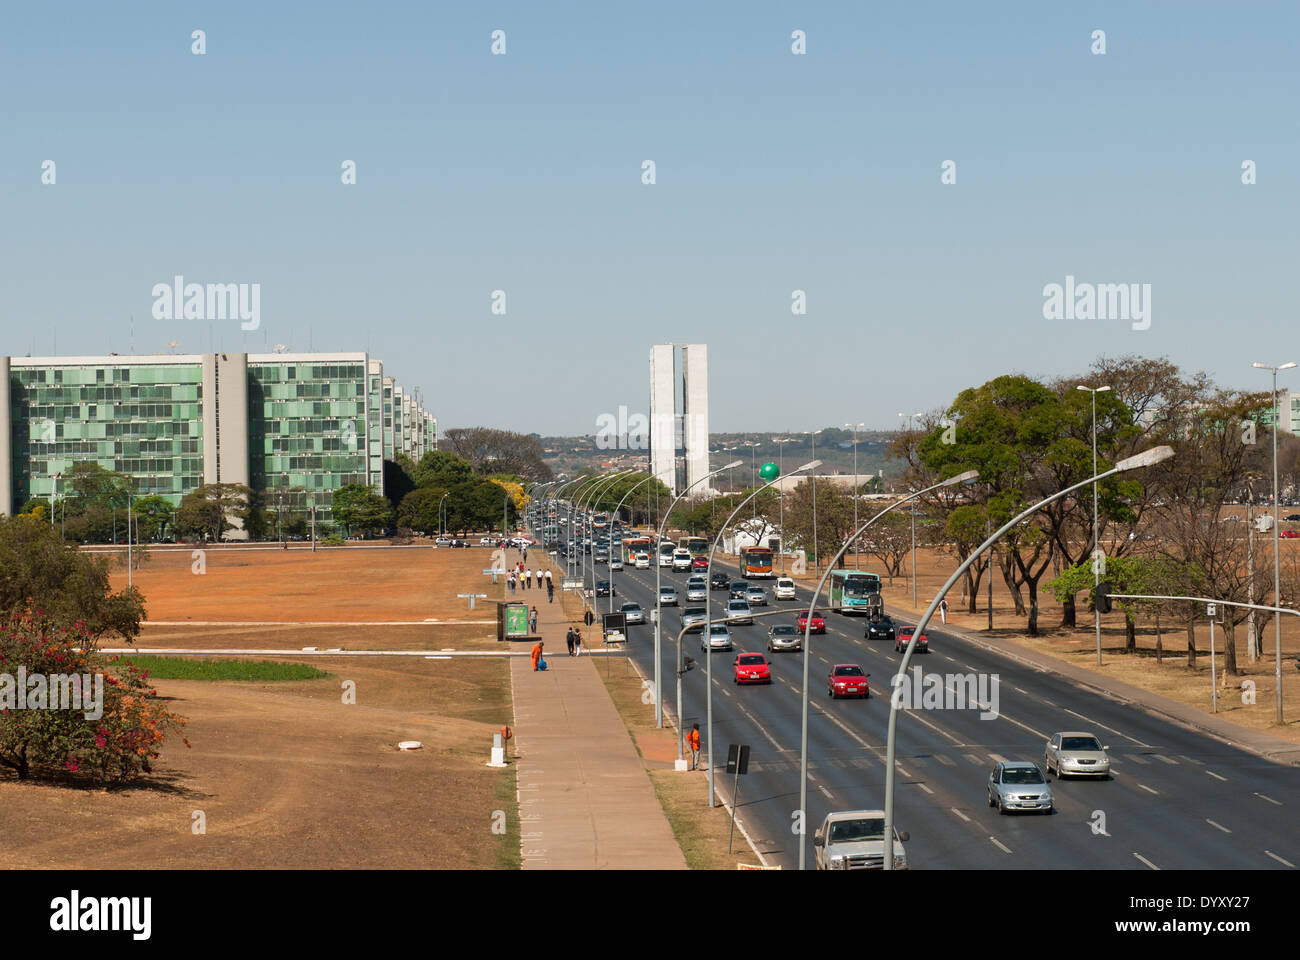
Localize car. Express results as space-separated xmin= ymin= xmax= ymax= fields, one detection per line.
xmin=595 ymin=579 xmax=615 ymax=597
xmin=659 ymin=585 xmax=679 ymax=606
xmin=729 ymin=580 xmax=750 ymax=600
xmin=686 ymin=578 xmax=707 ymax=602
xmin=895 ymin=626 xmax=928 ymax=653
xmin=767 ymin=623 xmax=802 ymax=652
xmin=692 ymin=556 xmax=709 ymax=571
xmin=1220 ymin=514 xmax=1241 ymax=523
xmin=1044 ymin=732 xmax=1111 ymax=779
xmin=451 ymin=539 xmax=469 ymax=548
xmin=634 ymin=553 xmax=651 ymax=569
xmin=479 ymin=537 xmax=496 ymax=546
xmin=726 ymin=599 xmax=753 ymax=624
xmin=702 ymin=624 xmax=733 ymax=652
xmin=672 ymin=549 xmax=693 ymax=571
xmin=813 ymin=810 xmax=909 ymax=870
xmin=610 ymin=558 xmax=624 ymax=570
xmin=773 ymin=577 xmax=797 ymax=600
xmin=1287 ymin=514 xmax=1300 ymax=522
xmin=745 ymin=585 xmax=767 ymax=606
xmin=435 ymin=537 xmax=452 ymax=547
xmin=864 ymin=614 xmax=896 ymax=642
xmin=733 ymin=652 xmax=772 ymax=685
xmin=1283 ymin=530 xmax=1300 ymax=539
xmin=797 ymin=609 xmax=826 ymax=634
xmin=988 ymin=761 xmax=1053 ymax=814
xmin=658 ymin=550 xmax=674 ymax=568
xmin=710 ymin=571 xmax=731 ymax=591
xmin=594 ymin=548 xmax=610 ymax=563
xmin=620 ymin=602 xmax=646 ymax=625
xmin=681 ymin=607 xmax=708 ymax=633
xmin=827 ymin=664 xmax=869 ymax=698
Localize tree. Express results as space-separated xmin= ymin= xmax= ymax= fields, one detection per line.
xmin=132 ymin=496 xmax=175 ymax=542
xmin=175 ymin=483 xmax=252 ymax=542
xmin=398 ymin=486 xmax=449 ymax=534
xmin=411 ymin=450 xmax=475 ymax=489
xmin=331 ymin=484 xmax=393 ymax=536
xmin=0 ymin=515 xmax=145 ymax=643
xmin=780 ymin=480 xmax=857 ymax=570
xmin=861 ymin=510 xmax=915 ymax=581
xmin=444 ymin=427 xmax=553 ymax=481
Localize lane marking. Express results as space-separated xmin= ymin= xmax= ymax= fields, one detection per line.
xmin=1154 ymin=754 xmax=1179 ymax=765
xmin=1206 ymin=770 xmax=1228 ymax=782
xmin=990 ymin=837 xmax=1012 ymax=854
xmin=963 ymin=753 xmax=983 ymax=765
xmin=951 ymin=808 xmax=971 ymax=822
xmin=988 ymin=753 xmax=1008 ymax=763
xmin=1206 ymin=819 xmax=1232 ymax=834
xmin=935 ymin=754 xmax=956 ymax=767
xmin=1126 ymin=754 xmax=1151 ymax=765
xmin=1180 ymin=755 xmax=1204 ymax=765
xmin=1134 ymin=853 xmax=1160 ymax=870
xmin=1265 ymin=850 xmax=1296 ymax=868
xmin=1138 ymin=784 xmax=1159 ymax=795
xmin=1064 ymin=708 xmax=1152 ymax=747
xmin=916 ymin=783 xmax=934 ymax=795
xmin=818 ymin=784 xmax=833 ymax=799
xmin=1255 ymin=792 xmax=1283 ymax=806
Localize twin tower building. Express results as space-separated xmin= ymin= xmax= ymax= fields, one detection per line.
xmin=648 ymin=343 xmax=711 ymax=497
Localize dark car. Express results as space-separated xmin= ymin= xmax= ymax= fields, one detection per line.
xmin=729 ymin=580 xmax=750 ymax=600
xmin=595 ymin=579 xmax=615 ymax=597
xmin=711 ymin=571 xmax=732 ymax=591
xmin=865 ymin=615 xmax=896 ymax=642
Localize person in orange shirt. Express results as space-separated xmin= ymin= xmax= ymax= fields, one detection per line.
xmin=687 ymin=723 xmax=701 ymax=770
xmin=531 ymin=640 xmax=544 ymax=671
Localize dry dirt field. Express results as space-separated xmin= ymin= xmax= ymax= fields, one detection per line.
xmin=0 ymin=544 xmax=523 ymax=869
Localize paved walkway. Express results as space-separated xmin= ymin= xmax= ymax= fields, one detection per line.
xmin=507 ymin=551 xmax=686 ymax=869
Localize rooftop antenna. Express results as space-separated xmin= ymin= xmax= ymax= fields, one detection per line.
xmin=130 ymin=314 xmax=135 ymax=354
xmin=166 ymin=340 xmax=180 ymax=355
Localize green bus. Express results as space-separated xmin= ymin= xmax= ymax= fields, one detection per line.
xmin=828 ymin=570 xmax=882 ymax=614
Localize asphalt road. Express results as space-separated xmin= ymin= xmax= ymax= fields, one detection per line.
xmin=563 ymin=545 xmax=1300 ymax=870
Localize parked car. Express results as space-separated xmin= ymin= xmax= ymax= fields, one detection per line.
xmin=435 ymin=537 xmax=452 ymax=547
xmin=827 ymin=664 xmax=869 ymax=699
xmin=774 ymin=577 xmax=797 ymax=600
xmin=1286 ymin=514 xmax=1300 ymax=522
xmin=620 ymin=602 xmax=646 ymax=625
xmin=733 ymin=653 xmax=772 ymax=685
xmin=864 ymin=614 xmax=896 ymax=642
xmin=797 ymin=609 xmax=826 ymax=634
xmin=895 ymin=626 xmax=929 ymax=653
xmin=726 ymin=599 xmax=753 ymax=624
xmin=745 ymin=585 xmax=767 ymax=606
xmin=1044 ymin=732 xmax=1110 ymax=779
xmin=813 ymin=810 xmax=908 ymax=870
xmin=659 ymin=585 xmax=679 ymax=606
xmin=729 ymin=580 xmax=750 ymax=600
xmin=702 ymin=624 xmax=734 ymax=652
xmin=478 ymin=537 xmax=496 ymax=546
xmin=681 ymin=607 xmax=708 ymax=633
xmin=767 ymin=623 xmax=802 ymax=652
xmin=686 ymin=577 xmax=708 ymax=602
xmin=988 ymin=761 xmax=1053 ymax=814
xmin=710 ymin=571 xmax=731 ymax=591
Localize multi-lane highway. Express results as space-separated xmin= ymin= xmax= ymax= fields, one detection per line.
xmin=570 ymin=546 xmax=1300 ymax=870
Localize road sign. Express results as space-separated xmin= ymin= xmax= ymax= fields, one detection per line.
xmin=726 ymin=743 xmax=750 ymax=776
xmin=457 ymin=593 xmax=487 ymax=610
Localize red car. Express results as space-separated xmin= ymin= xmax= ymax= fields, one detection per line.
xmin=828 ymin=664 xmax=870 ymax=699
xmin=1282 ymin=530 xmax=1299 ymax=539
xmin=692 ymin=556 xmax=709 ymax=571
xmin=797 ymin=609 xmax=826 ymax=634
xmin=733 ymin=652 xmax=772 ymax=685
xmin=895 ymin=626 xmax=929 ymax=653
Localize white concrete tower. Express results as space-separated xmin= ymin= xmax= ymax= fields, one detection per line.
xmin=681 ymin=344 xmax=711 ymax=495
xmin=649 ymin=343 xmax=677 ymax=494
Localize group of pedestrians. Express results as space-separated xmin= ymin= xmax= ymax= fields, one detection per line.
xmin=564 ymin=625 xmax=584 ymax=656
xmin=508 ymin=563 xmax=553 ymax=601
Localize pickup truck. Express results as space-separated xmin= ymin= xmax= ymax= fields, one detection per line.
xmin=813 ymin=809 xmax=909 ymax=870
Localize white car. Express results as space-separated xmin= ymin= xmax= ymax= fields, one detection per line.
xmin=813 ymin=810 xmax=908 ymax=870
xmin=1044 ymin=732 xmax=1111 ymax=779
xmin=634 ymin=553 xmax=651 ymax=570
xmin=658 ymin=550 xmax=675 ymax=567
xmin=774 ymin=577 xmax=797 ymax=600
xmin=686 ymin=577 xmax=708 ymax=602
xmin=725 ymin=599 xmax=753 ymax=625
xmin=620 ymin=602 xmax=646 ymax=625
xmin=702 ymin=624 xmax=733 ymax=652
xmin=672 ymin=549 xmax=693 ymax=571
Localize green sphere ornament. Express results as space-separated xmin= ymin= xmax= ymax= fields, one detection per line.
xmin=758 ymin=462 xmax=779 ymax=482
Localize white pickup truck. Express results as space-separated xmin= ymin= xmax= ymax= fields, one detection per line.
xmin=813 ymin=809 xmax=909 ymax=870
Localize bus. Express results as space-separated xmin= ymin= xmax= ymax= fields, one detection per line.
xmin=828 ymin=570 xmax=882 ymax=614
xmin=623 ymin=536 xmax=652 ymax=562
xmin=683 ymin=536 xmax=710 ymax=557
xmin=738 ymin=545 xmax=774 ymax=578
xmin=592 ymin=512 xmax=609 ymax=531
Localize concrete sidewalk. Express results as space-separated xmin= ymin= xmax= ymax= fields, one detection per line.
xmin=507 ymin=550 xmax=686 ymax=869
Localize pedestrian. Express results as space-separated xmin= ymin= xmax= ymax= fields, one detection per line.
xmin=566 ymin=627 xmax=575 ymax=656
xmin=574 ymin=628 xmax=583 ymax=657
xmin=525 ymin=568 xmax=532 ymax=589
xmin=508 ymin=572 xmax=516 ymax=594
xmin=939 ymin=598 xmax=948 ymax=625
xmin=523 ymin=546 xmax=528 ymax=563
xmin=533 ymin=568 xmax=541 ymax=590
xmin=531 ymin=640 xmax=544 ymax=671
xmin=545 ymin=568 xmax=553 ymax=585
xmin=688 ymin=724 xmax=701 ymax=770
xmin=529 ymin=605 xmax=539 ymax=634
xmin=547 ymin=580 xmax=554 ymax=603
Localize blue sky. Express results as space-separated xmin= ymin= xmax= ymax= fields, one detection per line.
xmin=3 ymin=2 xmax=1296 ymax=435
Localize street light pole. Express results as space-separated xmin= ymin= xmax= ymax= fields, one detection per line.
xmin=1077 ymin=383 xmax=1111 ymax=666
xmin=805 ymin=430 xmax=823 ymax=576
xmin=1252 ymin=360 xmax=1295 ymax=724
xmin=882 ymin=445 xmax=1175 ymax=869
xmin=899 ymin=412 xmax=922 ymax=607
xmin=796 ymin=468 xmax=979 ymax=870
xmin=845 ymin=422 xmax=864 ymax=568
xmin=705 ymin=459 xmax=820 ymax=807
xmin=658 ymin=459 xmax=742 ymax=731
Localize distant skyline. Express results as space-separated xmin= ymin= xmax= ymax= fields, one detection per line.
xmin=4 ymin=3 xmax=1297 ymax=435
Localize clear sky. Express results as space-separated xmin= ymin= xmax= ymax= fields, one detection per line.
xmin=3 ymin=2 xmax=1296 ymax=435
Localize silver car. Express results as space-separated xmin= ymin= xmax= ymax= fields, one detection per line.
xmin=681 ymin=607 xmax=708 ymax=633
xmin=686 ymin=578 xmax=708 ymax=602
xmin=702 ymin=624 xmax=733 ymax=652
xmin=620 ymin=602 xmax=646 ymax=625
xmin=725 ymin=599 xmax=753 ymax=625
xmin=1044 ymin=732 xmax=1111 ymax=779
xmin=659 ymin=585 xmax=678 ymax=607
xmin=987 ymin=761 xmax=1053 ymax=814
xmin=745 ymin=586 xmax=767 ymax=606
xmin=767 ymin=623 xmax=802 ymax=652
